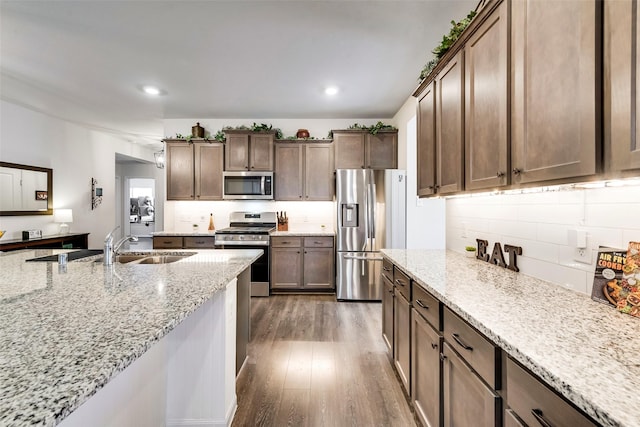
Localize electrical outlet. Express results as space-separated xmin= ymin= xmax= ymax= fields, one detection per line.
xmin=574 ymin=247 xmax=591 ymax=264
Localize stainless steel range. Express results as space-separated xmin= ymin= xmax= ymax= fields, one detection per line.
xmin=215 ymin=212 xmax=276 ymax=297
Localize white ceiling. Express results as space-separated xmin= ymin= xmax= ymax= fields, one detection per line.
xmin=0 ymin=0 xmax=476 ymax=148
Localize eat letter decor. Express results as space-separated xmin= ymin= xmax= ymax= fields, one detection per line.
xmin=476 ymin=239 xmax=522 ymax=272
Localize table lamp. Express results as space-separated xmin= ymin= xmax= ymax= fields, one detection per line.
xmin=54 ymin=209 xmax=73 ymax=234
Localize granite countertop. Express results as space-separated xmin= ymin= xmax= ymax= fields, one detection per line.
xmin=152 ymin=231 xmax=216 ymax=236
xmin=270 ymin=229 xmax=334 ymax=237
xmin=0 ymin=248 xmax=262 ymax=426
xmin=381 ymin=249 xmax=639 ymax=427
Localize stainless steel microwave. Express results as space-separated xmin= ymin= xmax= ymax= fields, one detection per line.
xmin=222 ymin=171 xmax=274 ymax=200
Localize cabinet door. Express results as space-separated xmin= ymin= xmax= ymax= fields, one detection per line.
xmin=412 ymin=309 xmax=441 ymax=427
xmin=334 ymin=132 xmax=366 ymax=169
xmin=249 ymin=133 xmax=274 ymax=171
xmin=304 ymin=143 xmax=334 ymax=200
xmin=393 ymin=290 xmax=411 ymax=395
xmin=382 ymin=275 xmax=394 ymax=355
xmin=183 ymin=236 xmax=216 ymax=249
xmin=436 ymin=50 xmax=465 ymax=195
xmin=366 ymin=132 xmax=397 ymax=169
xmin=465 ymin=1 xmax=509 ymax=190
xmin=166 ymin=141 xmax=194 ymax=200
xmin=417 ymin=81 xmax=437 ymax=197
xmin=225 ymin=133 xmax=250 ymax=171
xmin=194 ymin=142 xmax=223 ymax=200
xmin=442 ymin=342 xmax=500 ymax=427
xmin=605 ymin=0 xmax=640 ymax=172
xmin=275 ymin=143 xmax=303 ymax=200
xmin=511 ymin=0 xmax=599 ymax=184
xmin=153 ymin=236 xmax=184 ymax=249
xmin=303 ymin=247 xmax=334 ymax=289
xmin=271 ymin=247 xmax=303 ymax=290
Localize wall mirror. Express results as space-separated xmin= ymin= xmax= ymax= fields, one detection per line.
xmin=0 ymin=161 xmax=53 ymax=216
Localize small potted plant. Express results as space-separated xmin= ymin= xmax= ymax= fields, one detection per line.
xmin=465 ymin=245 xmax=476 ymax=258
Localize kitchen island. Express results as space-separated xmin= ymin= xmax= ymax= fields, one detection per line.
xmin=0 ymin=248 xmax=262 ymax=426
xmin=382 ymin=249 xmax=639 ymax=427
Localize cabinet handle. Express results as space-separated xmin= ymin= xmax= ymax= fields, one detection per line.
xmin=451 ymin=333 xmax=473 ymax=351
xmin=394 ymin=279 xmax=405 ymax=287
xmin=163 ymin=241 xmax=173 ymax=244
xmin=383 ymin=266 xmax=392 ymax=271
xmin=415 ymin=299 xmax=429 ymax=310
xmin=440 ymin=353 xmax=447 ymax=361
xmin=388 ymin=288 xmax=394 ymax=294
xmin=496 ymin=171 xmax=505 ymax=178
xmin=304 ymin=251 xmax=307 ymax=254
xmin=531 ymin=409 xmax=554 ymax=427
xmin=513 ymin=168 xmax=522 ymax=175
xmin=431 ymin=342 xmax=438 ymax=350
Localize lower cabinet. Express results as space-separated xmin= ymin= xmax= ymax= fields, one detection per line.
xmin=153 ymin=235 xmax=215 ymax=249
xmin=271 ymin=235 xmax=334 ymax=292
xmin=411 ymin=308 xmax=441 ymax=427
xmin=442 ymin=342 xmax=500 ymax=427
xmin=393 ymin=289 xmax=411 ymax=394
xmin=153 ymin=236 xmax=184 ymax=249
xmin=382 ymin=274 xmax=394 ymax=354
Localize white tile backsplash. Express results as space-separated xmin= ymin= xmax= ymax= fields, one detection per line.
xmin=446 ymin=184 xmax=640 ymax=295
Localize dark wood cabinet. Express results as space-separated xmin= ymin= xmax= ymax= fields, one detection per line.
xmin=394 ymin=289 xmax=411 ymax=395
xmin=436 ymin=50 xmax=465 ymax=195
xmin=411 ymin=308 xmax=441 ymax=427
xmin=274 ymin=142 xmax=334 ymax=201
xmin=417 ymin=81 xmax=437 ymax=197
xmin=271 ymin=236 xmax=334 ymax=291
xmin=382 ymin=274 xmax=394 ymax=355
xmin=333 ymin=130 xmax=397 ymax=170
xmin=166 ymin=140 xmax=223 ymax=201
xmin=511 ymin=0 xmax=600 ymax=184
xmin=0 ymin=233 xmax=89 ymax=251
xmin=465 ymin=0 xmax=509 ymax=190
xmin=152 ymin=236 xmax=184 ymax=249
xmin=605 ymin=0 xmax=640 ymax=173
xmin=506 ymin=357 xmax=597 ymax=427
xmin=442 ymin=342 xmax=500 ymax=427
xmin=224 ymin=131 xmax=274 ymax=171
xmin=183 ymin=236 xmax=216 ymax=249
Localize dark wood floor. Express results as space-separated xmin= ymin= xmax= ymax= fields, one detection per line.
xmin=232 ymin=294 xmax=415 ymax=427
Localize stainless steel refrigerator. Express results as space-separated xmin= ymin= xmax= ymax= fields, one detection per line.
xmin=336 ymin=169 xmax=406 ymax=301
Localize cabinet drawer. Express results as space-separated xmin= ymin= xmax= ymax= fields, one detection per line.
xmin=153 ymin=236 xmax=184 ymax=249
xmin=303 ymin=236 xmax=333 ymax=248
xmin=412 ymin=283 xmax=440 ymax=331
xmin=506 ymin=358 xmax=597 ymax=427
xmin=394 ymin=267 xmax=411 ymax=302
xmin=183 ymin=236 xmax=216 ymax=248
xmin=381 ymin=258 xmax=393 ymax=282
xmin=443 ymin=307 xmax=499 ymax=389
xmin=271 ymin=236 xmax=302 ymax=248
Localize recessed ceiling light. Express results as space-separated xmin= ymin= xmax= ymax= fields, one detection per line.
xmin=142 ymin=85 xmax=161 ymax=95
xmin=325 ymin=86 xmax=339 ymax=96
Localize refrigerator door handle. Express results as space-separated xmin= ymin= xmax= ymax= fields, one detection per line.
xmin=343 ymin=254 xmax=384 ymax=261
xmin=363 ymin=183 xmax=369 ymax=251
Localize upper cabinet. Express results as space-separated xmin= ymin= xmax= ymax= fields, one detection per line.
xmin=333 ymin=130 xmax=398 ymax=170
xmin=465 ymin=0 xmax=508 ymax=191
xmin=166 ymin=140 xmax=224 ymax=201
xmin=224 ymin=130 xmax=274 ymax=171
xmin=417 ymin=81 xmax=437 ymax=197
xmin=511 ymin=0 xmax=600 ymax=184
xmin=605 ymin=0 xmax=640 ymax=173
xmin=274 ymin=142 xmax=334 ymax=201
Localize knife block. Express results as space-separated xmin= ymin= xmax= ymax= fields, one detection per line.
xmin=277 ymin=221 xmax=288 ymax=231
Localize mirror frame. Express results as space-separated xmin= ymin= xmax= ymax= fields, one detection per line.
xmin=0 ymin=161 xmax=53 ymax=216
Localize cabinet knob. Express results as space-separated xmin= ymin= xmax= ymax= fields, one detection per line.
xmin=531 ymin=409 xmax=554 ymax=427
xmin=431 ymin=342 xmax=438 ymax=350
xmin=250 ymin=166 xmax=254 ymax=169
xmin=513 ymin=168 xmax=522 ymax=175
xmin=496 ymin=171 xmax=505 ymax=178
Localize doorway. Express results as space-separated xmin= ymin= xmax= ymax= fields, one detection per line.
xmin=125 ymin=178 xmax=155 ymax=250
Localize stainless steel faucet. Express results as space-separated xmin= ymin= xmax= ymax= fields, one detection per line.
xmin=103 ymin=226 xmax=138 ymax=265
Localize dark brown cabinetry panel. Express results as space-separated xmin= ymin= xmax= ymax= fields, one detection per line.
xmin=394 ymin=290 xmax=411 ymax=394
xmin=274 ymin=144 xmax=303 ymax=200
xmin=511 ymin=0 xmax=600 ymax=184
xmin=166 ymin=141 xmax=195 ymax=200
xmin=271 ymin=236 xmax=334 ymax=291
xmin=270 ymin=246 xmax=303 ymax=290
xmin=183 ymin=236 xmax=216 ymax=249
xmin=465 ymin=0 xmax=509 ymax=190
xmin=366 ymin=133 xmax=397 ymax=169
xmin=411 ymin=308 xmax=441 ymax=427
xmin=194 ymin=142 xmax=224 ymax=200
xmin=334 ymin=132 xmax=366 ymax=169
xmin=225 ymin=131 xmax=274 ymax=171
xmin=442 ymin=342 xmax=500 ymax=427
xmin=506 ymin=357 xmax=597 ymax=427
xmin=605 ymin=0 xmax=640 ymax=173
xmin=303 ymin=247 xmax=334 ymax=288
xmin=436 ymin=50 xmax=465 ymax=195
xmin=334 ymin=130 xmax=397 ymax=170
xmin=382 ymin=274 xmax=394 ymax=354
xmin=417 ymin=81 xmax=437 ymax=197
xmin=275 ymin=142 xmax=334 ymax=201
xmin=152 ymin=236 xmax=184 ymax=249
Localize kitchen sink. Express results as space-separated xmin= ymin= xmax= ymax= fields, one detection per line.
xmin=116 ymin=254 xmax=195 ymax=264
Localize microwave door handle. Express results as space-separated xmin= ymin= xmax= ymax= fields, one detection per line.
xmin=260 ymin=176 xmax=265 ymax=195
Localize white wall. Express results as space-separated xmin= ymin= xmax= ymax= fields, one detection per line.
xmin=0 ymin=100 xmax=158 ymax=248
xmin=392 ymin=96 xmax=446 ymax=249
xmin=446 ymin=184 xmax=640 ymax=295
